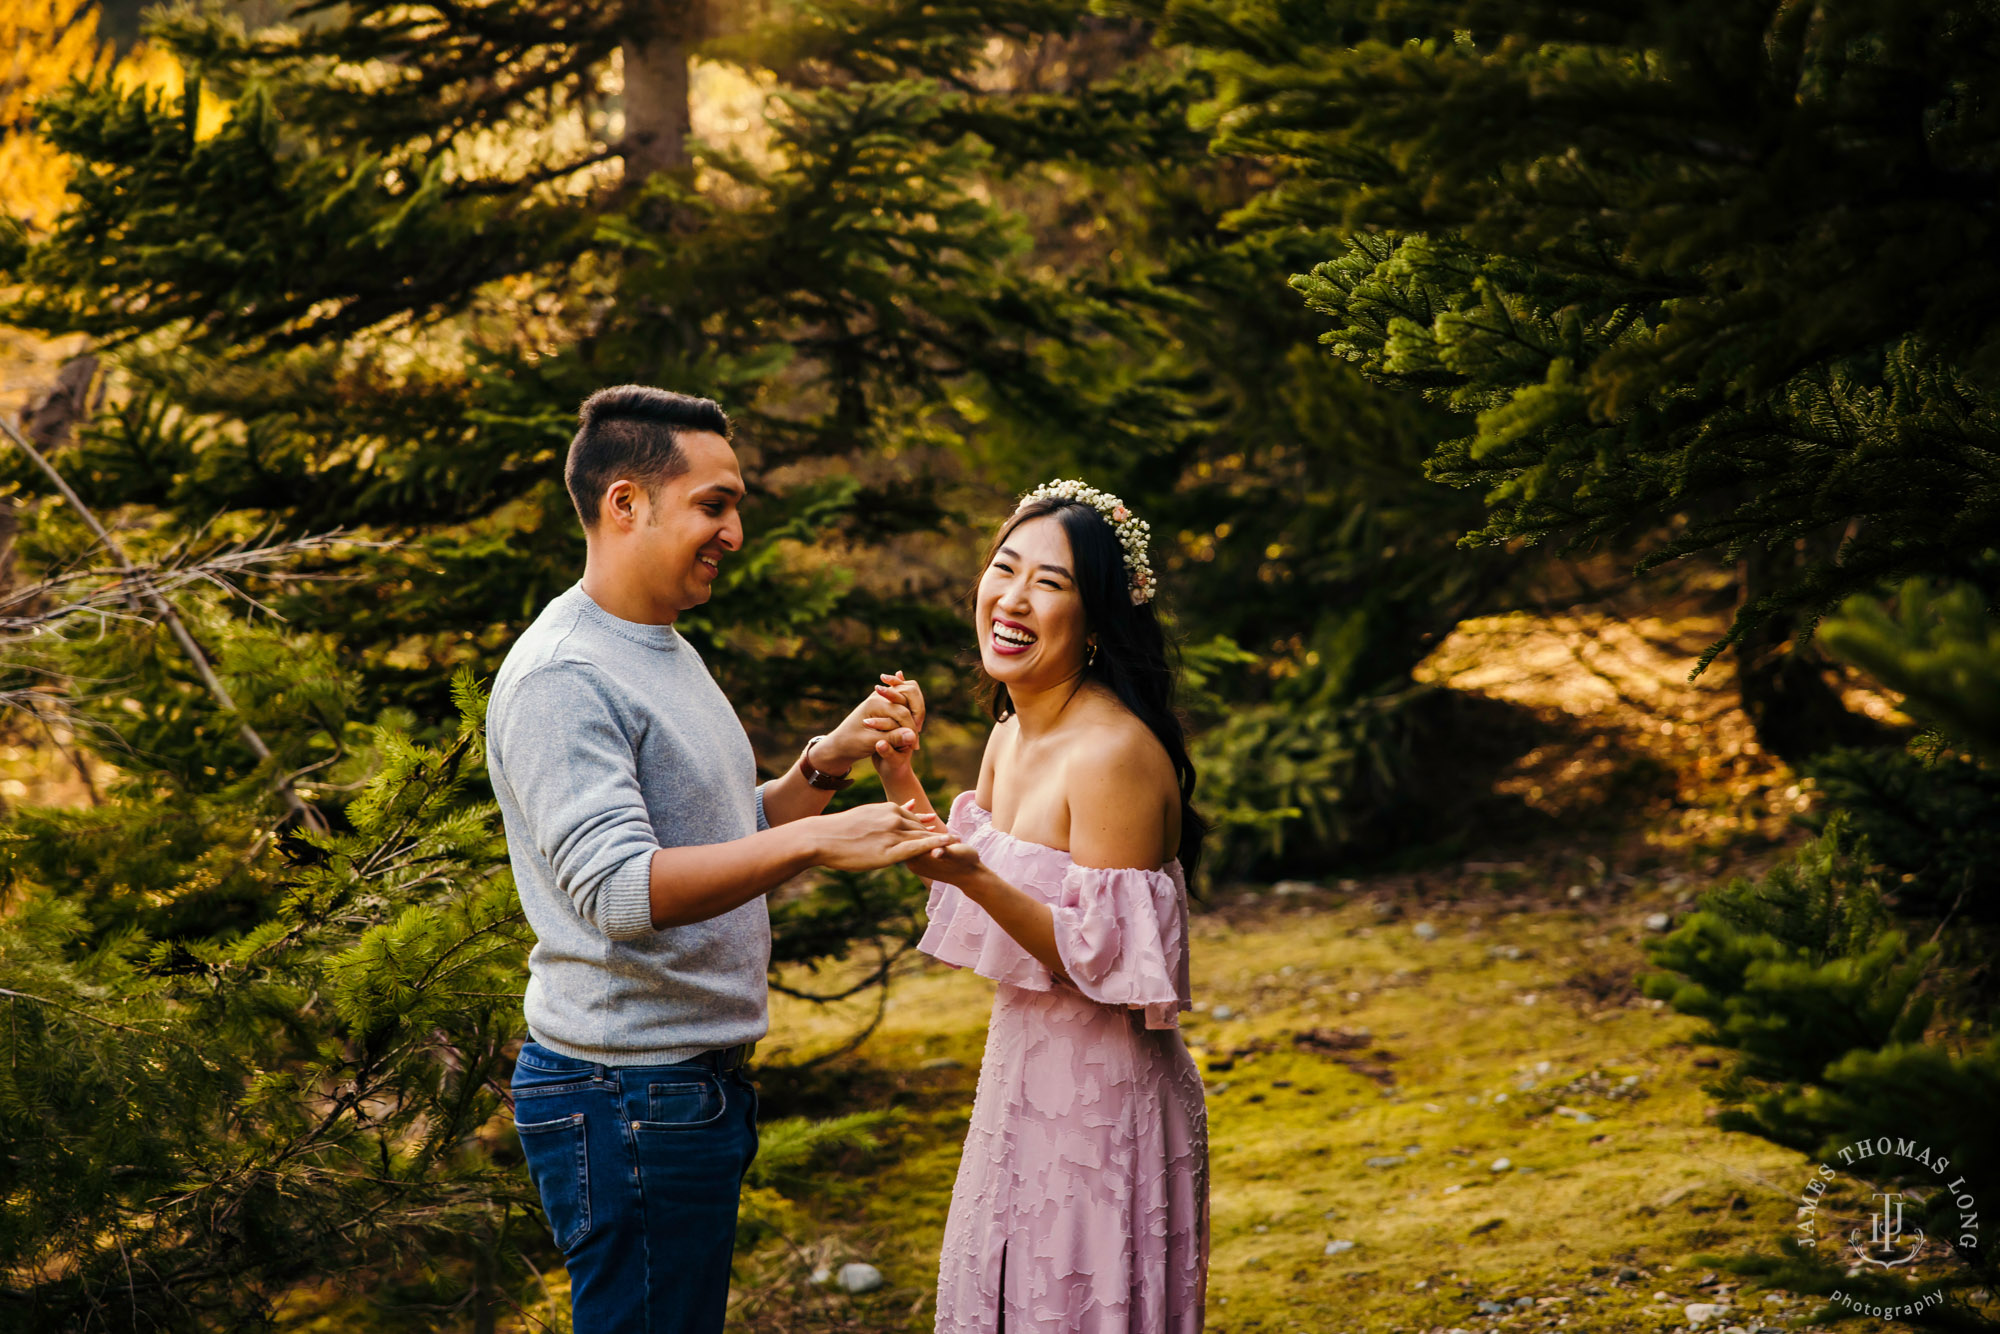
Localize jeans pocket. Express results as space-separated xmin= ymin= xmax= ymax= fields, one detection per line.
xmin=642 ymin=1075 xmax=726 ymax=1128
xmin=514 ymin=1112 xmax=591 ymax=1250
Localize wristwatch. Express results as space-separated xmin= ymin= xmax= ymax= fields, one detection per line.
xmin=798 ymin=735 xmax=854 ymax=791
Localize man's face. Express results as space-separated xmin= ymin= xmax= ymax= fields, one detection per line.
xmin=608 ymin=430 xmax=745 ymax=613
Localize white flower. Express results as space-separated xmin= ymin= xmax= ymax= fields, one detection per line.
xmin=1021 ymin=477 xmax=1156 ymax=604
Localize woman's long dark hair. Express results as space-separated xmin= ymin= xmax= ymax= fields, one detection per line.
xmin=980 ymin=496 xmax=1208 ymax=873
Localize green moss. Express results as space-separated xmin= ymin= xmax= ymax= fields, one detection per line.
xmin=746 ymin=896 xmax=1826 ymax=1333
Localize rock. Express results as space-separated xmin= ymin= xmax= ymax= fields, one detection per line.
xmin=920 ymin=1057 xmax=963 ymax=1071
xmin=1272 ymin=880 xmax=1320 ymax=897
xmin=1645 ymin=912 xmax=1673 ymax=932
xmin=1618 ymin=1268 xmax=1643 ymax=1281
xmin=809 ymin=1265 xmax=832 ymax=1286
xmin=1685 ymin=1302 xmax=1732 ymax=1326
xmin=1414 ymin=921 xmax=1439 ymax=941
xmin=1365 ymin=1155 xmax=1407 ymax=1168
xmin=1324 ymin=1239 xmax=1356 ymax=1255
xmin=1567 ymin=884 xmax=1587 ymax=899
xmin=836 ymin=1262 xmax=884 ymax=1295
xmin=1724 ymin=1326 xmax=1750 ymax=1334
xmin=1476 ymin=1300 xmax=1508 ymax=1314
xmin=1212 ymin=1004 xmax=1235 ymax=1021
xmin=1513 ymin=1296 xmax=1534 ymax=1309
xmin=1490 ymin=1157 xmax=1512 ymax=1172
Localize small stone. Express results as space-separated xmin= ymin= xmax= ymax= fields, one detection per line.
xmin=1513 ymin=1296 xmax=1534 ymax=1308
xmin=1212 ymin=1004 xmax=1235 ymax=1021
xmin=1273 ymin=879 xmax=1320 ymax=897
xmin=1365 ymin=1155 xmax=1407 ymax=1168
xmin=1490 ymin=1157 xmax=1512 ymax=1172
xmin=1618 ymin=1268 xmax=1642 ymax=1281
xmin=1476 ymin=1300 xmax=1508 ymax=1314
xmin=1685 ymin=1303 xmax=1732 ymax=1326
xmin=920 ymin=1057 xmax=963 ymax=1071
xmin=1724 ymin=1326 xmax=1750 ymax=1334
xmin=836 ymin=1262 xmax=884 ymax=1295
xmin=809 ymin=1265 xmax=832 ymax=1286
xmin=1567 ymin=885 xmax=1587 ymax=899
xmin=1414 ymin=921 xmax=1439 ymax=941
xmin=1324 ymin=1239 xmax=1357 ymax=1255
xmin=1645 ymin=912 xmax=1673 ymax=932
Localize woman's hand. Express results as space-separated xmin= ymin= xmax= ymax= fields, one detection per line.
xmin=918 ymin=839 xmax=988 ymax=889
xmin=870 ymin=672 xmax=925 ymax=746
xmin=820 ymin=671 xmax=922 ymax=769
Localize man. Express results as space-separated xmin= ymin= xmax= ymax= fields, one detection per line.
xmin=485 ymin=385 xmax=946 ymax=1333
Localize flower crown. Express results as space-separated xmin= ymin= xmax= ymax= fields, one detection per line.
xmin=1016 ymin=478 xmax=1156 ymax=605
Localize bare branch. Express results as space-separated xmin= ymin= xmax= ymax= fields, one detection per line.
xmin=0 ymin=412 xmax=396 ymax=832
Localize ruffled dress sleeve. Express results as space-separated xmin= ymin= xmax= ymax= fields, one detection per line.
xmin=917 ymin=791 xmax=1192 ymax=1030
xmin=917 ymin=792 xmax=1050 ymax=990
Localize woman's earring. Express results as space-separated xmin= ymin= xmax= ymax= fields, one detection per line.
xmin=1086 ymin=642 xmax=1099 ymax=667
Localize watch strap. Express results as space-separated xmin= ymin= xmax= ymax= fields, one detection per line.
xmin=799 ymin=735 xmax=854 ymax=791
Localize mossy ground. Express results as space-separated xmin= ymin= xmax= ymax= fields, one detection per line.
xmin=729 ymin=863 xmax=1895 ymax=1334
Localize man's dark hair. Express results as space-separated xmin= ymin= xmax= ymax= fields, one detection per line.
xmin=565 ymin=386 xmax=731 ymax=528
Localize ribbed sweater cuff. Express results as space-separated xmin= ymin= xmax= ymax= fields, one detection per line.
xmin=597 ymin=850 xmax=657 ymax=940
xmin=755 ymin=783 xmax=770 ymax=832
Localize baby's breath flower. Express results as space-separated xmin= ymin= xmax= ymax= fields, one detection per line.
xmin=1018 ymin=478 xmax=1157 ymax=605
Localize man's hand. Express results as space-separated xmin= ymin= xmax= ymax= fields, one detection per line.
xmin=811 ymin=799 xmax=953 ymax=871
xmin=818 ymin=670 xmax=926 ymax=770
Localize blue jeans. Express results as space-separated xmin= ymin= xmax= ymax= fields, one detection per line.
xmin=511 ymin=1041 xmax=760 ymax=1334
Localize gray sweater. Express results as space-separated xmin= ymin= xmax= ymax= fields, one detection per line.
xmin=486 ymin=583 xmax=771 ymax=1065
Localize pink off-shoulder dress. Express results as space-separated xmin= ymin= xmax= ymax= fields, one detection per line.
xmin=918 ymin=791 xmax=1209 ymax=1333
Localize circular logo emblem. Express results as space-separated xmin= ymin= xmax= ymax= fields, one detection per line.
xmin=1795 ymin=1136 xmax=1981 ymax=1320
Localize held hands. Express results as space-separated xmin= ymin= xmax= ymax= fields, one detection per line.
xmin=916 ymin=838 xmax=987 ymax=889
xmin=868 ymin=671 xmax=925 ymax=780
xmin=818 ymin=671 xmax=927 ymax=773
xmin=905 ymin=803 xmax=985 ymax=887
xmin=815 ymin=799 xmax=953 ymax=871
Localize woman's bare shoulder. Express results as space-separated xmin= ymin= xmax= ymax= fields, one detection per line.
xmin=1065 ymin=694 xmax=1173 ymax=781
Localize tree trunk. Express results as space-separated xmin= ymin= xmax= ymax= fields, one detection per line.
xmin=620 ymin=0 xmax=708 ymax=182
xmin=1734 ymin=543 xmax=1896 ymax=764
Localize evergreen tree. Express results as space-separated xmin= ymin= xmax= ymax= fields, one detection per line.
xmin=1126 ymin=3 xmax=2000 ymax=1311
xmin=1642 ymin=583 xmax=2000 ymax=1327
xmin=1134 ymin=0 xmax=2000 ymax=761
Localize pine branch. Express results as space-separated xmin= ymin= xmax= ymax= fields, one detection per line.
xmin=0 ymin=410 xmax=340 ymax=830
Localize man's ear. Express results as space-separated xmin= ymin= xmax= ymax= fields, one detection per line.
xmin=601 ymin=478 xmax=639 ymax=531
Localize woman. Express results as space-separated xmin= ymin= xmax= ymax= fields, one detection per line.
xmin=871 ymin=479 xmax=1209 ymax=1333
